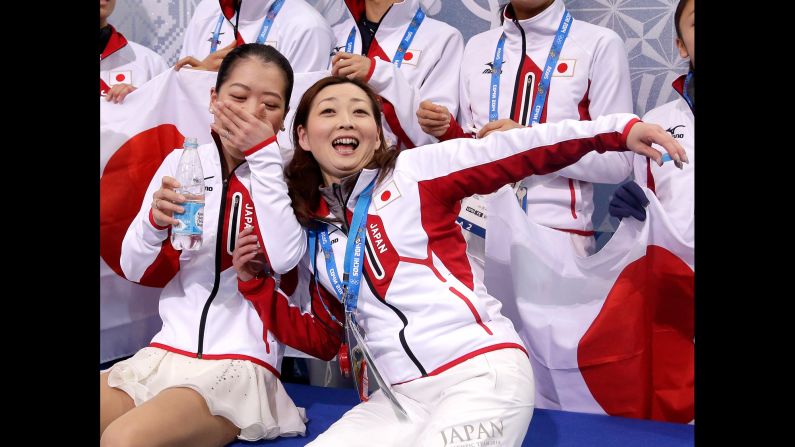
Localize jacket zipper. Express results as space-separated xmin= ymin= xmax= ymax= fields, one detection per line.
xmin=319 ymin=182 xmax=427 ymax=375
xmin=197 ymin=159 xmax=244 ymax=358
xmin=509 ymin=17 xmax=528 ymax=119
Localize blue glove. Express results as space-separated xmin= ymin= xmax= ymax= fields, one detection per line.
xmin=609 ymin=181 xmax=649 ymax=221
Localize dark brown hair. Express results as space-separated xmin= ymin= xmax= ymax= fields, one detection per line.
xmin=215 ymin=43 xmax=294 ymax=110
xmin=286 ymin=76 xmax=398 ymax=226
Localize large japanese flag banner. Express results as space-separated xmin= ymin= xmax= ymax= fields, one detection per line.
xmin=100 ymin=68 xmax=328 ymax=363
xmin=483 ymin=185 xmax=694 ymax=423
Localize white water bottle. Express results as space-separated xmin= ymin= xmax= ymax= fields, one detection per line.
xmin=171 ymin=137 xmax=205 ymax=251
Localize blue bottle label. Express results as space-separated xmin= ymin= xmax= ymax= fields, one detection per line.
xmin=173 ymin=202 xmax=204 ymax=235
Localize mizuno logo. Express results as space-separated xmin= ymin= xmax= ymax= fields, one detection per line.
xmin=666 ymin=125 xmax=685 ymax=139
xmin=330 ymin=45 xmax=346 ymax=57
xmin=482 ymin=61 xmax=504 ymax=74
xmin=206 ymin=31 xmax=224 ymax=46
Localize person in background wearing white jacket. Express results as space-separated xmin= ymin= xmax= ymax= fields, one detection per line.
xmin=418 ymin=0 xmax=634 ymax=279
xmin=225 ymin=75 xmax=687 ymax=446
xmin=100 ymin=0 xmax=168 ymax=103
xmin=330 ymin=0 xmax=464 ymax=150
xmin=101 ymin=44 xmax=342 ymax=446
xmin=608 ymin=0 xmax=695 ymax=245
xmin=176 ymin=0 xmax=334 ymax=73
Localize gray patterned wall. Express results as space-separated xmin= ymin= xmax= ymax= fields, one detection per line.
xmin=111 ymin=0 xmax=688 ymax=117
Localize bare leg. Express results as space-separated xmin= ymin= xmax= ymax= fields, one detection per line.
xmin=100 ymin=387 xmax=240 ymax=447
xmin=100 ymin=372 xmax=135 ymax=437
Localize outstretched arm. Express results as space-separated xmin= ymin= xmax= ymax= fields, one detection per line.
xmin=398 ymin=114 xmax=686 ymax=205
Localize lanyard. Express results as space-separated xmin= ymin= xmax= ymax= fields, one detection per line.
xmin=488 ymin=34 xmax=507 ymax=122
xmin=489 ymin=10 xmax=572 ymax=124
xmin=682 ymin=71 xmax=694 ymax=113
xmin=345 ymin=26 xmax=357 ymax=53
xmin=309 ymin=178 xmax=376 ymax=314
xmin=211 ymin=0 xmax=285 ymax=53
xmin=346 ymin=7 xmax=425 ymax=67
xmin=210 ymin=15 xmax=225 ymax=53
xmin=307 ymin=179 xmax=406 ymax=416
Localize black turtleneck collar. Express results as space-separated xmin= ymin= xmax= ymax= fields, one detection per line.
xmin=356 ymin=4 xmax=392 ymax=55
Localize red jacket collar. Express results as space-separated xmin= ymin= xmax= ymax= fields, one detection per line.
xmin=672 ymin=74 xmax=686 ymax=97
xmin=217 ymin=0 xmax=247 ymax=47
xmin=100 ymin=25 xmax=128 ymax=61
xmin=219 ymin=0 xmax=237 ymax=20
xmin=344 ymin=0 xmax=366 ymax=22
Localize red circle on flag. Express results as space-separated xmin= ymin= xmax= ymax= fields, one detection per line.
xmin=100 ymin=124 xmax=185 ymax=287
xmin=380 ymin=191 xmax=391 ymax=202
xmin=557 ymin=63 xmax=568 ymax=73
xmin=578 ymin=246 xmax=694 ymax=423
xmin=404 ymin=52 xmax=414 ymax=61
xmin=115 ymin=73 xmax=126 ymax=82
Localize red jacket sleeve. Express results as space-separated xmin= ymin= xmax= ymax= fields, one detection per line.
xmin=238 ymin=267 xmax=344 ymax=361
xmin=437 ymin=113 xmax=474 ymax=142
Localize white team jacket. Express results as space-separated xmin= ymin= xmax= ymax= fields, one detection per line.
xmin=120 ymin=135 xmax=342 ymax=376
xmin=333 ymin=0 xmax=464 ymax=150
xmin=247 ymin=112 xmax=642 ymax=385
xmin=100 ymin=25 xmax=168 ymax=96
xmin=625 ymin=75 xmax=694 ymax=244
xmin=452 ymin=0 xmax=633 ymax=232
xmin=179 ymin=0 xmax=334 ymax=73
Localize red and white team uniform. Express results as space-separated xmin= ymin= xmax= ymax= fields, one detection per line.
xmin=333 ymin=0 xmax=464 ymax=150
xmin=242 ymin=111 xmax=643 ymax=445
xmin=180 ymin=0 xmax=335 ymax=73
xmin=447 ymin=0 xmax=633 ymax=260
xmin=121 ymin=133 xmax=343 ymax=374
xmin=100 ymin=25 xmax=168 ymax=96
xmin=620 ymin=74 xmax=694 ymax=244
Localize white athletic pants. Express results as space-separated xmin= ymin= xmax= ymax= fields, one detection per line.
xmin=308 ymin=347 xmax=535 ymax=447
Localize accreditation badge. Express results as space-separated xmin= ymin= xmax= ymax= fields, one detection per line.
xmin=456 ymin=194 xmax=488 ymax=238
xmin=345 ymin=312 xmax=409 ymax=419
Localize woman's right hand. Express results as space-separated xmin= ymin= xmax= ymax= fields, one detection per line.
xmin=151 ymin=176 xmax=185 ymax=228
xmin=174 ymin=42 xmax=236 ymax=72
xmin=477 ymin=118 xmax=525 ymax=138
xmin=233 ymin=226 xmax=268 ymax=282
xmin=211 ymin=101 xmax=276 ymax=154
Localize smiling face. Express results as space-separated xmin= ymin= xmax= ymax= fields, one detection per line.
xmin=296 ymin=83 xmax=381 ymax=185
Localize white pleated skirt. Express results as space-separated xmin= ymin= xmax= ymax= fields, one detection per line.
xmin=104 ymin=346 xmax=307 ymax=441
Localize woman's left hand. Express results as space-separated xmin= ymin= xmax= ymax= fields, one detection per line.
xmin=626 ymin=121 xmax=688 ymax=169
xmin=211 ymin=101 xmax=276 ymax=152
xmin=105 ymin=83 xmax=137 ymax=104
xmin=233 ymin=226 xmax=268 ymax=282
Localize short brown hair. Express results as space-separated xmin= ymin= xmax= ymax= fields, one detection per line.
xmin=286 ymin=76 xmax=398 ymax=226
